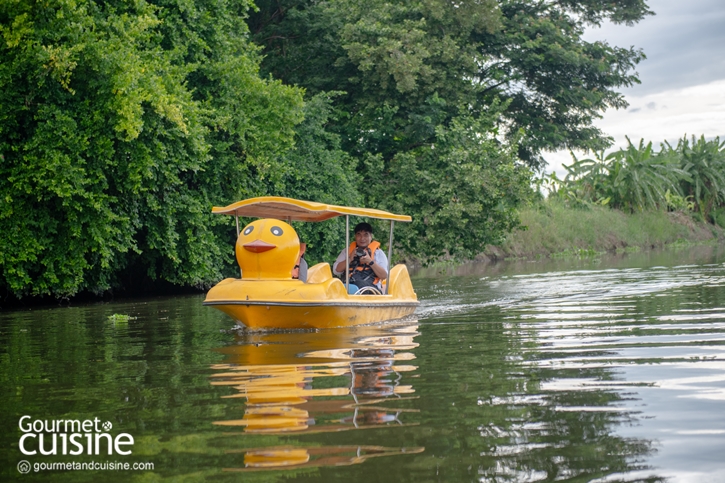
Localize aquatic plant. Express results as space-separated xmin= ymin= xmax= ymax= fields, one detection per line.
xmin=107 ymin=314 xmax=136 ymax=323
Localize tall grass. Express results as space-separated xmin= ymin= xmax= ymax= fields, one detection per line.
xmin=496 ymin=200 xmax=718 ymax=258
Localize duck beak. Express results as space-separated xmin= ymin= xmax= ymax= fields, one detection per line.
xmin=243 ymin=240 xmax=276 ymax=253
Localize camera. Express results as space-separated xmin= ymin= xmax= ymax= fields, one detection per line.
xmin=355 ymin=248 xmax=367 ymax=258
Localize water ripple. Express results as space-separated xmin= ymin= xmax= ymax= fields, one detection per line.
xmin=417 ymin=259 xmax=725 ymax=482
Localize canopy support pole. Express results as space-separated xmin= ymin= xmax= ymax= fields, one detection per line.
xmin=235 ymin=214 xmax=242 ymax=278
xmin=345 ymin=215 xmax=350 ymax=292
xmin=386 ymin=221 xmax=394 ymax=295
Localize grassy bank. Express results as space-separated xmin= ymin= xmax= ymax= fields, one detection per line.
xmin=485 ymin=201 xmax=724 ymax=260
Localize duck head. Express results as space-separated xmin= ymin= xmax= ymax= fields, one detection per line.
xmin=235 ymin=219 xmax=300 ymax=280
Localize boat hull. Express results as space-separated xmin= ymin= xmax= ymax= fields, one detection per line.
xmin=204 ymin=300 xmax=417 ymax=330
xmin=204 ymin=264 xmax=418 ymax=330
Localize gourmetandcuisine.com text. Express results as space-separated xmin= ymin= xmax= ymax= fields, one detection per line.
xmin=21 ymin=461 xmax=154 ymax=473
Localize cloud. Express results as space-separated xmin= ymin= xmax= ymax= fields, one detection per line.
xmin=601 ymin=80 xmax=725 ymax=143
xmin=583 ymin=0 xmax=725 ymax=96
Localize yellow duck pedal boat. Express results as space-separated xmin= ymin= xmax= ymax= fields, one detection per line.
xmin=203 ymin=197 xmax=419 ymax=329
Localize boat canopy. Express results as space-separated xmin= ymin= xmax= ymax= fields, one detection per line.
xmin=212 ymin=197 xmax=412 ymax=223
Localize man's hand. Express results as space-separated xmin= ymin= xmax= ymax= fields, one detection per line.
xmin=359 ymin=253 xmax=374 ymax=265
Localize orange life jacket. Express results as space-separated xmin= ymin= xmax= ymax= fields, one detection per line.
xmin=291 ymin=243 xmax=307 ymax=279
xmin=347 ymin=241 xmax=381 ymax=284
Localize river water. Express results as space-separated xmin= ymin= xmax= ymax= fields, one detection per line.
xmin=2 ymin=246 xmax=725 ymax=482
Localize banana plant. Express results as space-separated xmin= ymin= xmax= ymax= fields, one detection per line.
xmin=606 ymin=138 xmax=690 ymax=212
xmin=669 ymin=135 xmax=725 ymax=221
xmin=560 ymin=151 xmax=611 ymax=205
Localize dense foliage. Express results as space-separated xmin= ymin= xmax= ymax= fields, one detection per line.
xmin=545 ymin=135 xmax=725 ymax=223
xmin=0 ymin=0 xmax=305 ymax=297
xmin=365 ymin=106 xmax=532 ymax=262
xmin=1 ymin=0 xmax=655 ymax=298
xmin=246 ymin=0 xmax=655 ymax=263
xmin=250 ymin=0 xmax=651 ymax=167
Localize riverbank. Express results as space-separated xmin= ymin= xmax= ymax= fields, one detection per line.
xmin=484 ymin=201 xmax=725 ymax=261
xmin=5 ymin=201 xmax=722 ymax=308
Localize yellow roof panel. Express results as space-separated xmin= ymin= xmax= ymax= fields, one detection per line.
xmin=212 ymin=197 xmax=412 ymax=222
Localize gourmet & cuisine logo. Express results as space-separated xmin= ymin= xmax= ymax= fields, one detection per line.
xmin=18 ymin=415 xmax=134 ymax=456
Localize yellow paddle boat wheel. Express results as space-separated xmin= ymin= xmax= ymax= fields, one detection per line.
xmin=203 ymin=197 xmax=419 ymax=329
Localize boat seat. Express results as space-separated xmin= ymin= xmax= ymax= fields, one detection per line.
xmin=306 ymin=262 xmax=333 ymax=283
xmin=386 ymin=264 xmax=415 ymax=298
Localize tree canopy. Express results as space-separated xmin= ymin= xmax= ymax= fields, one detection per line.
xmin=0 ymin=0 xmax=304 ymax=297
xmin=247 ymin=0 xmax=651 ymax=261
xmin=250 ymin=0 xmax=652 ymax=167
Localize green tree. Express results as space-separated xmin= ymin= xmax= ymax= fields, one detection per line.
xmin=247 ymin=0 xmax=652 ymax=260
xmin=0 ymin=0 xmax=303 ymax=297
xmin=369 ymin=108 xmax=532 ymax=263
xmin=249 ymin=0 xmax=541 ymax=260
xmin=250 ymin=0 xmax=652 ymax=168
xmin=476 ymin=0 xmax=651 ymax=165
xmin=271 ymin=93 xmax=362 ymax=265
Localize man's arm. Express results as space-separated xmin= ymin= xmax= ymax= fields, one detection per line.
xmin=370 ymin=249 xmax=388 ymax=280
xmin=333 ymin=259 xmax=346 ymax=274
xmin=332 ymin=249 xmax=347 ymax=275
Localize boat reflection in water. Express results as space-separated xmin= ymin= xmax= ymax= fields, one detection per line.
xmin=209 ymin=321 xmax=424 ymax=471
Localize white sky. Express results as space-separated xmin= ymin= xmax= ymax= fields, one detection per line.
xmin=543 ymin=0 xmax=725 ymax=176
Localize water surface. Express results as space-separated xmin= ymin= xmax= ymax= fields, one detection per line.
xmin=2 ymin=246 xmax=724 ymax=482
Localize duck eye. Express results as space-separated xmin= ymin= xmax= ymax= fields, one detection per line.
xmin=270 ymin=226 xmax=283 ymax=236
xmin=243 ymin=226 xmax=254 ymax=235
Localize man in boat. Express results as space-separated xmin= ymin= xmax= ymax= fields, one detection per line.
xmin=333 ymin=222 xmax=388 ymax=294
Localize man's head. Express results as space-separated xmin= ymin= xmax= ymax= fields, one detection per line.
xmin=354 ymin=222 xmax=373 ymax=248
